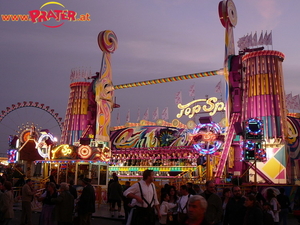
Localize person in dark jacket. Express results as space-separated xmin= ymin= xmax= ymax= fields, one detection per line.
xmin=38 ymin=182 xmax=57 ymax=225
xmin=248 ymin=185 xmax=266 ymax=205
xmin=49 ymin=170 xmax=57 ymax=187
xmin=51 ymin=182 xmax=74 ymax=225
xmin=243 ymin=194 xmax=264 ymax=225
xmin=108 ymin=176 xmax=124 ymax=218
xmin=14 ymin=175 xmax=26 ymax=187
xmin=68 ymin=180 xmax=77 ymax=200
xmin=200 ymin=181 xmax=222 ymax=225
xmin=187 ymin=182 xmax=196 ymax=195
xmin=223 ymin=186 xmax=246 ymax=225
xmin=108 ymin=172 xmax=117 ymax=212
xmin=77 ymin=178 xmax=95 ymax=225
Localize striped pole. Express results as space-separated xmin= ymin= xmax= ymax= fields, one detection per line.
xmin=113 ymin=70 xmax=222 ymax=89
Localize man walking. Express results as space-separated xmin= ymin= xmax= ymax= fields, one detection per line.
xmin=51 ymin=182 xmax=74 ymax=225
xmin=108 ymin=176 xmax=124 ymax=218
xmin=177 ymin=185 xmax=191 ymax=225
xmin=21 ymin=179 xmax=36 ymax=225
xmin=223 ymin=186 xmax=246 ymax=225
xmin=77 ymin=178 xmax=95 ymax=225
xmin=123 ymin=170 xmax=161 ymax=225
xmin=200 ymin=181 xmax=222 ymax=225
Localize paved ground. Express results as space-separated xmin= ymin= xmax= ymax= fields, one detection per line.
xmin=11 ymin=209 xmax=126 ymax=225
xmin=9 ymin=209 xmax=300 ymax=225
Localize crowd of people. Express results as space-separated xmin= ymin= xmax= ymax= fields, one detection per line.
xmin=121 ymin=172 xmax=292 ymax=225
xmin=0 ymin=171 xmax=295 ymax=225
xmin=0 ymin=176 xmax=96 ymax=225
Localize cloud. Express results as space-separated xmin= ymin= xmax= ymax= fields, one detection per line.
xmin=255 ymin=0 xmax=281 ymax=19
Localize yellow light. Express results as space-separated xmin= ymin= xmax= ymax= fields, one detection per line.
xmin=51 ymin=144 xmax=72 ymax=159
xmin=217 ymin=68 xmax=224 ymax=75
xmin=177 ymin=97 xmax=225 ymax=118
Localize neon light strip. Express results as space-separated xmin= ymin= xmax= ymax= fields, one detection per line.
xmin=242 ymin=50 xmax=285 ymax=61
xmin=34 ymin=159 xmax=110 ymax=164
xmin=109 ymin=166 xmax=197 ymax=172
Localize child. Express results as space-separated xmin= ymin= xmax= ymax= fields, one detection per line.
xmin=263 ymin=202 xmax=275 ymax=225
xmin=159 ymin=193 xmax=177 ymax=225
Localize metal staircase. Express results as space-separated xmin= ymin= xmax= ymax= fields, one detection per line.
xmin=215 ymin=113 xmax=240 ymax=179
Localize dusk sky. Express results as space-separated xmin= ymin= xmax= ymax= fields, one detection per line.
xmin=1 ymin=0 xmax=300 ymax=155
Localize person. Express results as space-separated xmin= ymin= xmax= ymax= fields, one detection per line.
xmin=276 ymin=188 xmax=290 ymax=225
xmin=14 ymin=175 xmax=26 ymax=188
xmin=0 ymin=174 xmax=8 ymax=185
xmin=221 ymin=188 xmax=231 ymax=223
xmin=123 ymin=169 xmax=161 ymax=225
xmin=185 ymin=195 xmax=208 ymax=225
xmin=187 ymin=183 xmax=196 ymax=195
xmin=68 ymin=180 xmax=77 ymax=200
xmin=262 ymin=202 xmax=275 ymax=225
xmin=49 ymin=170 xmax=57 ymax=187
xmin=167 ymin=186 xmax=179 ymax=225
xmin=77 ymin=177 xmax=95 ymax=225
xmin=123 ymin=181 xmax=131 ymax=224
xmin=26 ymin=167 xmax=31 ymax=179
xmin=38 ymin=182 xmax=57 ymax=225
xmin=266 ymin=189 xmax=280 ymax=225
xmin=193 ymin=184 xmax=203 ymax=195
xmin=243 ymin=194 xmax=264 ymax=225
xmin=248 ymin=185 xmax=265 ymax=205
xmin=21 ymin=179 xmax=36 ymax=225
xmin=200 ymin=181 xmax=222 ymax=225
xmin=108 ymin=176 xmax=124 ymax=218
xmin=12 ymin=164 xmax=24 ymax=180
xmin=51 ymin=182 xmax=74 ymax=225
xmin=159 ymin=192 xmax=177 ymax=225
xmin=1 ymin=181 xmax=15 ymax=225
xmin=223 ymin=186 xmax=246 ymax=225
xmin=0 ymin=182 xmax=5 ymax=224
xmin=177 ymin=185 xmax=191 ymax=225
xmin=108 ymin=172 xmax=117 ymax=212
xmin=161 ymin=184 xmax=170 ymax=199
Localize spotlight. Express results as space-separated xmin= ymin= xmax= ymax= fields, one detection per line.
xmin=199 ymin=116 xmax=212 ymax=124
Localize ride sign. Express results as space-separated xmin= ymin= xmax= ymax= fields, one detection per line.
xmin=176 ymin=97 xmax=225 ymax=118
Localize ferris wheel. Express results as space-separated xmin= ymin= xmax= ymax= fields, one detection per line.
xmin=0 ymin=101 xmax=64 ymax=156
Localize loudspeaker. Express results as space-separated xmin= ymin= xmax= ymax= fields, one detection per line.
xmin=98 ymin=143 xmax=104 ymax=148
xmin=234 ymin=122 xmax=243 ymax=135
xmin=199 ymin=116 xmax=212 ymax=124
xmin=80 ymin=138 xmax=91 ymax=145
xmin=45 ymin=138 xmax=53 ymax=146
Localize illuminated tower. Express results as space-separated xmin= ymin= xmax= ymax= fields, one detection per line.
xmin=242 ymin=50 xmax=288 ymax=140
xmin=60 ymin=81 xmax=90 ymax=145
